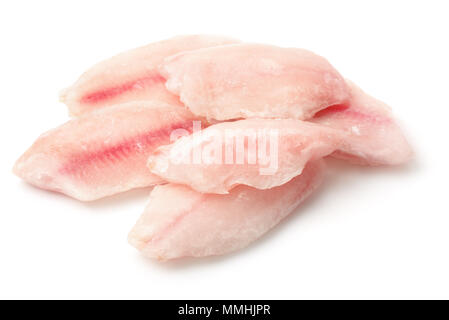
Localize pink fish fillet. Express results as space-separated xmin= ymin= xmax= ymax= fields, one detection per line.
xmin=147 ymin=119 xmax=344 ymax=193
xmin=128 ymin=160 xmax=325 ymax=260
xmin=312 ymin=81 xmax=413 ymax=165
xmin=159 ymin=43 xmax=351 ymax=121
xmin=13 ymin=101 xmax=205 ymax=201
xmin=60 ymin=35 xmax=239 ymax=116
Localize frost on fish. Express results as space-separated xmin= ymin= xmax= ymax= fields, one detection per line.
xmin=312 ymin=81 xmax=413 ymax=165
xmin=13 ymin=101 xmax=206 ymax=201
xmin=147 ymin=119 xmax=343 ymax=193
xmin=128 ymin=160 xmax=325 ymax=261
xmin=60 ymin=35 xmax=239 ymax=116
xmin=160 ymin=44 xmax=350 ymax=121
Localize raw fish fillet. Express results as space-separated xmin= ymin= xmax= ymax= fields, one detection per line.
xmin=312 ymin=81 xmax=413 ymax=165
xmin=60 ymin=35 xmax=239 ymax=116
xmin=13 ymin=101 xmax=205 ymax=201
xmin=147 ymin=119 xmax=343 ymax=193
xmin=159 ymin=44 xmax=350 ymax=120
xmin=128 ymin=160 xmax=324 ymax=260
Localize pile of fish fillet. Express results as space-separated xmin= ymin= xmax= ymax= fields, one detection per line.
xmin=13 ymin=35 xmax=412 ymax=261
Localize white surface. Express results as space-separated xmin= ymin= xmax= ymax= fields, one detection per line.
xmin=1 ymin=0 xmax=448 ymax=299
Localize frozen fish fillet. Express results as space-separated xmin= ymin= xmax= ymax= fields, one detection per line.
xmin=128 ymin=160 xmax=324 ymax=260
xmin=312 ymin=81 xmax=412 ymax=165
xmin=61 ymin=35 xmax=239 ymax=116
xmin=148 ymin=119 xmax=343 ymax=193
xmin=13 ymin=101 xmax=205 ymax=201
xmin=160 ymin=43 xmax=350 ymax=120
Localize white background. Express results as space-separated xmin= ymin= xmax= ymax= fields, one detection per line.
xmin=1 ymin=0 xmax=448 ymax=299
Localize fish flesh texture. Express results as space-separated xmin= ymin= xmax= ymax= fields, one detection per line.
xmin=159 ymin=44 xmax=350 ymax=121
xmin=13 ymin=101 xmax=205 ymax=201
xmin=128 ymin=160 xmax=325 ymax=261
xmin=147 ymin=119 xmax=343 ymax=193
xmin=312 ymin=81 xmax=413 ymax=165
xmin=60 ymin=35 xmax=239 ymax=116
